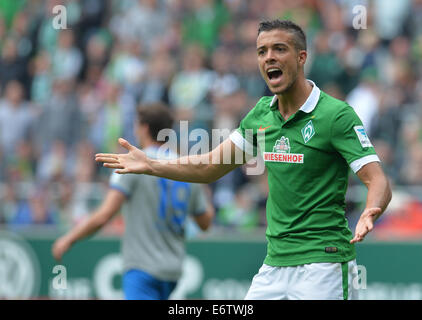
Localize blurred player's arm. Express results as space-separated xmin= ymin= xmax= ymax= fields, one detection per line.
xmin=52 ymin=189 xmax=125 ymax=261
xmin=95 ymin=137 xmax=248 ymax=184
xmin=350 ymin=162 xmax=392 ymax=244
xmin=193 ymin=204 xmax=215 ymax=231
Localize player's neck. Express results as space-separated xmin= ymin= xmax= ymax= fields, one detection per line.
xmin=276 ymin=77 xmax=313 ymax=121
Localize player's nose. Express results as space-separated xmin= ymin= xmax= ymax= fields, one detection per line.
xmin=264 ymin=49 xmax=277 ymax=64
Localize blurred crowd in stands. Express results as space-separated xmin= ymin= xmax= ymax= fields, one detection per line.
xmin=0 ymin=0 xmax=422 ymax=238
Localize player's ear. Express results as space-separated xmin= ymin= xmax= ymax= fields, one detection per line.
xmin=297 ymin=49 xmax=307 ymax=67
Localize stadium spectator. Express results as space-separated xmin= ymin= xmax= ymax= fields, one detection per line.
xmin=209 ymin=46 xmax=240 ymax=101
xmin=31 ymin=51 xmax=53 ymax=105
xmin=168 ymin=43 xmax=214 ymax=133
xmin=89 ymin=80 xmax=137 ymax=154
xmin=105 ymin=38 xmax=146 ymax=93
xmin=74 ymin=0 xmax=107 ymax=48
xmin=109 ymin=0 xmax=170 ymax=55
xmin=7 ymin=187 xmax=57 ymax=229
xmin=346 ymin=68 xmax=381 ymax=136
xmin=51 ymin=29 xmax=83 ymax=80
xmin=81 ymin=31 xmax=111 ymax=79
xmin=181 ymin=0 xmax=230 ymax=51
xmin=36 ymin=0 xmax=69 ymax=54
xmin=36 ymin=140 xmax=74 ymax=183
xmin=35 ymin=78 xmax=83 ymax=153
xmin=307 ymin=31 xmax=344 ymax=91
xmin=0 ymin=81 xmax=35 ymax=162
xmin=0 ymin=37 xmax=29 ymax=94
xmin=139 ymin=50 xmax=176 ymax=104
xmin=217 ymin=183 xmax=260 ymax=230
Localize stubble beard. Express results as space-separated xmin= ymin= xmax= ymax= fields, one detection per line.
xmin=271 ymin=71 xmax=298 ymax=96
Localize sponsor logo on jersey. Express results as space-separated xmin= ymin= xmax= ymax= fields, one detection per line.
xmin=301 ymin=120 xmax=315 ymax=143
xmin=264 ymin=136 xmax=304 ymax=163
xmin=263 ymin=152 xmax=304 ymax=163
xmin=354 ymin=125 xmax=372 ymax=148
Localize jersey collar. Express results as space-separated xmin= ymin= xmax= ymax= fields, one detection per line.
xmin=269 ymin=80 xmax=321 ymax=113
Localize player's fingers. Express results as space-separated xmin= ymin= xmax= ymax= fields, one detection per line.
xmin=350 ymin=234 xmax=359 ymax=243
xmin=115 ymin=168 xmax=130 ymax=174
xmin=367 ymin=207 xmax=382 ymax=217
xmin=95 ymin=156 xmax=120 ymax=164
xmin=103 ymin=163 xmax=125 ymax=169
xmin=350 ymin=235 xmax=363 ymax=244
xmin=95 ymin=154 xmax=118 ymax=160
xmin=351 ymin=223 xmax=373 ymax=243
xmin=350 ymin=228 xmax=365 ymax=243
xmin=95 ymin=153 xmax=118 ymax=159
xmin=118 ymin=138 xmax=134 ymax=151
xmin=360 ymin=221 xmax=373 ymax=235
xmin=54 ymin=252 xmax=62 ymax=262
xmin=366 ymin=220 xmax=374 ymax=232
xmin=52 ymin=246 xmax=62 ymax=262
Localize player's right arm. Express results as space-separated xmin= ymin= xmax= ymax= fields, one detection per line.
xmin=95 ymin=137 xmax=248 ymax=184
xmin=52 ymin=189 xmax=125 ymax=261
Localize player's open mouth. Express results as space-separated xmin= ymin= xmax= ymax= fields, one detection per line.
xmin=267 ymin=68 xmax=283 ymax=85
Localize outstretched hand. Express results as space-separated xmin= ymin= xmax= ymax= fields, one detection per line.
xmin=350 ymin=207 xmax=382 ymax=244
xmin=95 ymin=138 xmax=151 ymax=174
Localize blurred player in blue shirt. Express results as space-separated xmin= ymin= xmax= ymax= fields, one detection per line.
xmin=52 ymin=103 xmax=214 ymax=299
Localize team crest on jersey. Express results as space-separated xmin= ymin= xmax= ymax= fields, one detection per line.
xmin=301 ymin=120 xmax=315 ymax=144
xmin=264 ymin=136 xmax=304 ymax=164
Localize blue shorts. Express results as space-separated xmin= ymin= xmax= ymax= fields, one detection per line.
xmin=122 ymin=269 xmax=177 ymax=300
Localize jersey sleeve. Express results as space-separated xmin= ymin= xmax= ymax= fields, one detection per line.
xmin=229 ymin=99 xmax=268 ymax=157
xmin=109 ymin=171 xmax=136 ymax=197
xmin=331 ymin=105 xmax=380 ymax=173
xmin=229 ymin=122 xmax=256 ymax=156
xmin=188 ymin=184 xmax=209 ymax=216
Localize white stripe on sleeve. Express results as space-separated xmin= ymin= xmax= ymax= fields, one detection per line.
xmin=350 ymin=154 xmax=380 ymax=173
xmin=229 ymin=130 xmax=255 ymax=156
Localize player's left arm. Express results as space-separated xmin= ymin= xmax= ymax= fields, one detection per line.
xmin=351 ymin=162 xmax=392 ymax=243
xmin=192 ymin=204 xmax=215 ymax=231
xmin=189 ymin=184 xmax=215 ymax=231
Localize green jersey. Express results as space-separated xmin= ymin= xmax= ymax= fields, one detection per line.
xmin=230 ymin=81 xmax=379 ymax=267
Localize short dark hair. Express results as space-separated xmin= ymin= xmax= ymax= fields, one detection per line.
xmin=137 ymin=103 xmax=174 ymax=142
xmin=258 ymin=19 xmax=307 ymax=51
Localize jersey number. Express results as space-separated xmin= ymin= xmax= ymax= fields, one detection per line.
xmin=158 ymin=178 xmax=190 ymax=235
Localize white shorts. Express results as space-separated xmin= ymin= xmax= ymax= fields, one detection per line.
xmin=244 ymin=259 xmax=358 ymax=300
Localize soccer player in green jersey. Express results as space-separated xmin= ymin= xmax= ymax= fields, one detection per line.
xmin=95 ymin=20 xmax=392 ymax=300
